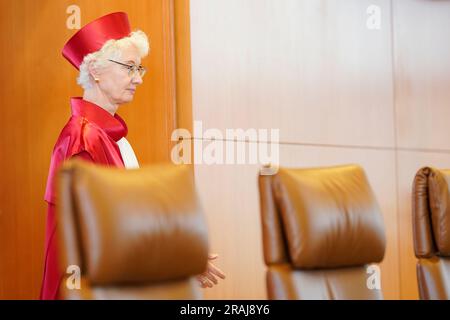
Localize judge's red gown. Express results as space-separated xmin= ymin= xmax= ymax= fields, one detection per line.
xmin=40 ymin=97 xmax=138 ymax=300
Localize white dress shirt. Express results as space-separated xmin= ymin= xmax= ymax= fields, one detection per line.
xmin=116 ymin=137 xmax=140 ymax=169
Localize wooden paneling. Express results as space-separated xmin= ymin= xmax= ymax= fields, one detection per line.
xmin=195 ymin=162 xmax=266 ymax=299
xmin=190 ymin=0 xmax=394 ymax=147
xmin=190 ymin=0 xmax=450 ymax=300
xmin=174 ymin=0 xmax=194 ymax=132
xmin=190 ymin=0 xmax=401 ymax=299
xmin=393 ymin=0 xmax=450 ymax=151
xmin=0 ymin=0 xmax=177 ymax=299
xmin=2 ymin=0 xmax=450 ymax=300
xmin=393 ymin=0 xmax=450 ymax=299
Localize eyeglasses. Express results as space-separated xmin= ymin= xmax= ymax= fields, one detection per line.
xmin=108 ymin=59 xmax=147 ymax=78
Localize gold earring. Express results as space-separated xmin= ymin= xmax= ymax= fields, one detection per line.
xmin=94 ymin=77 xmax=100 ymax=83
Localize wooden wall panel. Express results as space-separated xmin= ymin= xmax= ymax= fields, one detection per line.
xmin=190 ymin=0 xmax=394 ymax=147
xmin=2 ymin=0 xmax=450 ymax=301
xmin=195 ymin=163 xmax=266 ymax=299
xmin=190 ymin=0 xmax=450 ymax=300
xmin=174 ymin=0 xmax=194 ymax=133
xmin=190 ymin=0 xmax=400 ymax=299
xmin=393 ymin=0 xmax=450 ymax=299
xmin=393 ymin=0 xmax=450 ymax=151
xmin=0 ymin=0 xmax=177 ymax=299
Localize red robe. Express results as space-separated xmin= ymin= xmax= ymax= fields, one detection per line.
xmin=41 ymin=97 xmax=127 ymax=299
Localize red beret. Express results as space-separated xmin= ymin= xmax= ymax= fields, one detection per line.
xmin=62 ymin=12 xmax=131 ymax=70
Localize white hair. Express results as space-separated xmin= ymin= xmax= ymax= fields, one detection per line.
xmin=77 ymin=30 xmax=150 ymax=90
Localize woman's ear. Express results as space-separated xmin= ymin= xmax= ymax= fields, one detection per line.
xmin=87 ymin=59 xmax=100 ymax=83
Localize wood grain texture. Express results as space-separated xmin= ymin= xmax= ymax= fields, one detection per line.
xmin=189 ymin=0 xmax=450 ymax=300
xmin=0 ymin=0 xmax=177 ymax=299
xmin=393 ymin=0 xmax=450 ymax=151
xmin=392 ymin=0 xmax=450 ymax=299
xmin=174 ymin=0 xmax=193 ymax=133
xmin=190 ymin=0 xmax=394 ymax=147
xmin=2 ymin=0 xmax=450 ymax=300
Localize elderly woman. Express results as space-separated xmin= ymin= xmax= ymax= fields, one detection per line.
xmin=41 ymin=12 xmax=224 ymax=300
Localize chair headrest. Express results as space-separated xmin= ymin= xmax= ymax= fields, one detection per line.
xmin=273 ymin=164 xmax=386 ymax=269
xmin=58 ymin=160 xmax=209 ymax=285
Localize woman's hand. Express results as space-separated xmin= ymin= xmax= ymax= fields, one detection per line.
xmin=196 ymin=253 xmax=226 ymax=288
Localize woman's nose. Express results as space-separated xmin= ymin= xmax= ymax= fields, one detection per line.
xmin=132 ymin=73 xmax=143 ymax=85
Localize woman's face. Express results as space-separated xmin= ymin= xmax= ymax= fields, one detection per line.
xmin=96 ymin=45 xmax=144 ymax=105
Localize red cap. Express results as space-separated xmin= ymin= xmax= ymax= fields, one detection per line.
xmin=62 ymin=12 xmax=131 ymax=70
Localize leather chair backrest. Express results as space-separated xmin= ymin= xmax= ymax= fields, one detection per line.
xmin=57 ymin=160 xmax=209 ymax=299
xmin=258 ymin=164 xmax=386 ymax=299
xmin=413 ymin=167 xmax=450 ymax=299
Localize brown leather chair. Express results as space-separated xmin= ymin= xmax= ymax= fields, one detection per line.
xmin=413 ymin=167 xmax=450 ymax=300
xmin=258 ymin=164 xmax=386 ymax=299
xmin=56 ymin=159 xmax=209 ymax=299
